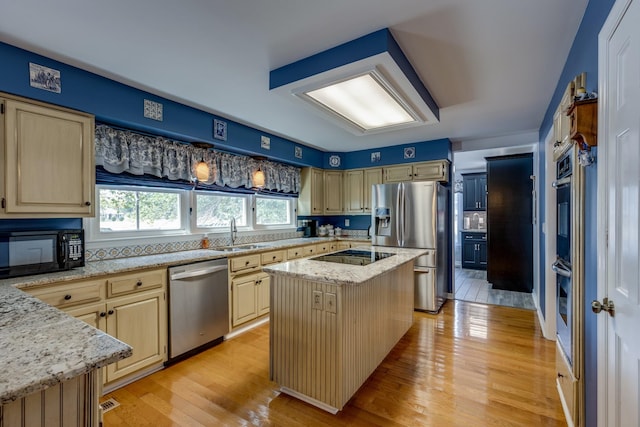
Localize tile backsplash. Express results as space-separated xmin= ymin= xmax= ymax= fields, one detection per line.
xmin=462 ymin=211 xmax=487 ymax=230
xmin=86 ymin=229 xmax=369 ymax=261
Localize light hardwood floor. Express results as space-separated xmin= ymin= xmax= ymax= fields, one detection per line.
xmin=103 ymin=300 xmax=565 ymax=426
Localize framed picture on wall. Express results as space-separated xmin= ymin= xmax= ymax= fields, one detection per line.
xmin=213 ymin=119 xmax=227 ymax=141
xmin=404 ymin=147 xmax=416 ymax=159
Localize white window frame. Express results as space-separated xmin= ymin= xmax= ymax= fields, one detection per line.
xmin=190 ymin=190 xmax=253 ymax=234
xmin=253 ymin=194 xmax=297 ymax=230
xmin=86 ymin=185 xmax=190 ymax=242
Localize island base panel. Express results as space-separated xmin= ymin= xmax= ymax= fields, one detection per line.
xmin=270 ymin=262 xmax=414 ymax=412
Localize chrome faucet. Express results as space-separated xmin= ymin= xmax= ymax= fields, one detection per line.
xmin=230 ymin=217 xmax=237 ymax=246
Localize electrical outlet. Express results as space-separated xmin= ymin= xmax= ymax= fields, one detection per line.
xmin=345 ymin=219 xmax=350 ymax=227
xmin=325 ymin=293 xmax=336 ymax=313
xmin=312 ymin=290 xmax=323 ymax=310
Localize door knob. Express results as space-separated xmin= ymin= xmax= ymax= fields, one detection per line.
xmin=591 ymin=297 xmax=615 ymax=316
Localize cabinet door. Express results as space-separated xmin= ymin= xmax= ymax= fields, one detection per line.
xmin=1 ymin=97 xmax=95 ymax=216
xmin=461 ymin=241 xmax=478 ymax=268
xmin=105 ymin=289 xmax=167 ymax=382
xmin=298 ymin=168 xmax=324 ymax=215
xmin=344 ymin=170 xmax=364 ymax=213
xmin=383 ymin=165 xmax=413 ymax=183
xmin=256 ymin=273 xmax=270 ymax=316
xmin=478 ymin=241 xmax=488 ymax=268
xmin=413 ymin=161 xmax=447 ymax=181
xmin=232 ymin=274 xmax=259 ymax=327
xmin=463 ymin=176 xmax=479 ymax=210
xmin=64 ymin=302 xmax=107 ymax=331
xmin=478 ymin=176 xmax=487 ymax=209
xmin=324 ymin=171 xmax=343 ymax=213
xmin=363 ymin=168 xmax=383 ymax=213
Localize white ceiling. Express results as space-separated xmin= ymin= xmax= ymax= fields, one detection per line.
xmin=0 ymin=0 xmax=587 ymax=155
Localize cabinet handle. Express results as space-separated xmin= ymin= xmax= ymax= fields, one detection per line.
xmin=136 ymin=280 xmax=143 ymax=287
xmin=108 ymin=310 xmax=114 ymax=315
xmin=85 ymin=201 xmax=91 ymax=206
xmin=99 ymin=312 xmax=106 ymax=317
xmin=64 ymin=294 xmax=72 ymax=300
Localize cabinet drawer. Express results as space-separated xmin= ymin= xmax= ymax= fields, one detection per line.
xmin=230 ymin=253 xmax=261 ymax=273
xmin=462 ymin=232 xmax=486 ymax=242
xmin=556 ymin=342 xmax=577 ymax=424
xmin=30 ymin=280 xmax=104 ymax=308
xmin=287 ymin=246 xmax=306 ymax=260
xmin=107 ymin=269 xmax=164 ymax=297
xmin=316 ymin=242 xmax=336 ymax=254
xmin=261 ymin=250 xmax=286 ymax=266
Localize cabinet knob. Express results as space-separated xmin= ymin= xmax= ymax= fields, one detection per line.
xmin=136 ymin=280 xmax=143 ymax=287
xmin=108 ymin=310 xmax=114 ymax=315
xmin=99 ymin=312 xmax=106 ymax=317
xmin=84 ymin=201 xmax=91 ymax=206
xmin=245 ymin=261 xmax=250 ymax=265
xmin=272 ymin=256 xmax=276 ymax=260
xmin=64 ymin=294 xmax=72 ymax=300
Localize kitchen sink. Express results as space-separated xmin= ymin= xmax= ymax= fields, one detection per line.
xmin=214 ymin=243 xmax=269 ymax=252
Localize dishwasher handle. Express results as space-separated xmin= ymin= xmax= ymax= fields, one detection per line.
xmin=170 ymin=265 xmax=228 ymax=280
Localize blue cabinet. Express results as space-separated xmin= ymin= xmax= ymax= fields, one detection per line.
xmin=462 ymin=173 xmax=487 ymax=211
xmin=461 ymin=232 xmax=487 ymax=270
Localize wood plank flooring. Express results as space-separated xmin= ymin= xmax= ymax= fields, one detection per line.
xmin=455 ymin=268 xmax=536 ymax=310
xmin=103 ymin=300 xmax=565 ymax=426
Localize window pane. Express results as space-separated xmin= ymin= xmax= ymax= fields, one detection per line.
xmin=138 ymin=191 xmax=181 ymax=230
xmin=99 ymin=189 xmax=137 ymax=231
xmin=98 ymin=188 xmax=181 ymax=232
xmin=197 ymin=194 xmax=247 ymax=228
xmin=256 ymin=197 xmax=291 ymax=225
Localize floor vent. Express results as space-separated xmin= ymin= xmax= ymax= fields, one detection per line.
xmin=100 ymin=398 xmax=120 ymax=413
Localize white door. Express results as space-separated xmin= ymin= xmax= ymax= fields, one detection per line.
xmin=598 ymin=0 xmax=640 ymax=425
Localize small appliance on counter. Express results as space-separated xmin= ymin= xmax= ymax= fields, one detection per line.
xmin=300 ymin=219 xmax=318 ymax=237
xmin=0 ymin=229 xmax=85 ymax=279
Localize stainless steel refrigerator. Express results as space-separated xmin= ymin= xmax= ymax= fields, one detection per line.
xmin=372 ymin=181 xmax=449 ymax=313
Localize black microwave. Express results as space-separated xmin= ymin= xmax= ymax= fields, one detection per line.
xmin=0 ymin=229 xmax=85 ymax=279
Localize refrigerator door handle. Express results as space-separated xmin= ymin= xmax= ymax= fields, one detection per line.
xmin=396 ymin=183 xmax=405 ymax=247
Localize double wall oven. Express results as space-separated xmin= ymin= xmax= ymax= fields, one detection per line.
xmin=553 ymin=150 xmax=574 ymax=364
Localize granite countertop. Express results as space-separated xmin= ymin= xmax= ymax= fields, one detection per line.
xmin=0 ymin=236 xmax=370 ymax=404
xmin=263 ymin=246 xmax=426 ymax=285
xmin=461 ymin=229 xmax=487 ymax=233
xmin=0 ymin=285 xmax=131 ymax=405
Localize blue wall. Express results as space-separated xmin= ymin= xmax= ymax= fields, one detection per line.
xmin=538 ymin=1 xmax=615 ymax=425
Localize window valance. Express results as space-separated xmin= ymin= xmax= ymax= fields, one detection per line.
xmin=95 ymin=124 xmax=301 ymax=194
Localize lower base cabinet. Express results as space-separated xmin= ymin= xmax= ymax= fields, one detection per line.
xmin=231 ymin=272 xmax=270 ymax=327
xmin=461 ymin=233 xmax=487 ymax=270
xmin=26 ymin=268 xmax=168 ymax=387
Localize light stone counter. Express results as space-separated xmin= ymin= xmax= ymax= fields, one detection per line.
xmin=0 ymin=236 xmax=369 ymax=405
xmin=263 ymin=245 xmax=426 ymax=285
xmin=0 ymin=285 xmax=131 ymax=405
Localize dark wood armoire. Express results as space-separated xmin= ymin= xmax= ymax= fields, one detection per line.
xmin=486 ymin=153 xmax=533 ymax=292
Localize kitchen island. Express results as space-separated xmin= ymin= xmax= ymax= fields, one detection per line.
xmin=264 ymin=246 xmax=425 ymax=413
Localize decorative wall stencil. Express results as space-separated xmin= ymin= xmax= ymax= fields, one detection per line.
xmin=329 ymin=155 xmax=341 ymax=167
xmin=371 ymin=152 xmax=381 ymax=163
xmin=29 ymin=63 xmax=61 ymax=93
xmin=213 ymin=119 xmax=227 ymax=140
xmin=294 ymin=146 xmax=303 ymax=159
xmin=143 ymin=99 xmax=163 ymax=121
xmin=404 ymin=146 xmax=416 ymax=159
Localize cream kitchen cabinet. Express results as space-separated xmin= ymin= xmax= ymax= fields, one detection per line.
xmin=24 ymin=267 xmax=167 ymax=386
xmin=323 ymin=170 xmax=343 ymax=214
xmin=0 ymin=93 xmax=95 ymax=217
xmin=231 ymin=272 xmax=270 ymax=326
xmin=298 ymin=167 xmax=324 ymax=215
xmin=383 ymin=160 xmax=449 ymax=183
xmin=344 ymin=168 xmax=383 ymax=214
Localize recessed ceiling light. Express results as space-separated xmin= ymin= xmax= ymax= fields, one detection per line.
xmin=270 ymin=28 xmax=439 ymax=136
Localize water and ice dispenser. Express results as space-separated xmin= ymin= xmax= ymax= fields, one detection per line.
xmin=374 ymin=207 xmax=391 ymax=236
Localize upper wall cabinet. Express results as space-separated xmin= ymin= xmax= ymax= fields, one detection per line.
xmin=383 ymin=160 xmax=449 ymax=183
xmin=298 ymin=167 xmax=324 ymax=216
xmin=0 ymin=94 xmax=95 ymax=217
xmin=344 ymin=168 xmax=383 ymax=215
xmin=462 ymin=173 xmax=487 ymax=211
xmin=323 ymin=170 xmax=343 ymax=214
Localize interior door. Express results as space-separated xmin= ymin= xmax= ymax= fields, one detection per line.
xmin=599 ymin=0 xmax=640 ymax=425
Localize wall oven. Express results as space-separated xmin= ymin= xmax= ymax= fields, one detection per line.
xmin=553 ymin=150 xmax=573 ymax=365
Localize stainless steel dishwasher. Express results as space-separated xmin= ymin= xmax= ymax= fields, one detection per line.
xmin=168 ymin=258 xmax=229 ymax=362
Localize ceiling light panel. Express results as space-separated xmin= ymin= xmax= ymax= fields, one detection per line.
xmin=270 ymin=28 xmax=439 ymax=136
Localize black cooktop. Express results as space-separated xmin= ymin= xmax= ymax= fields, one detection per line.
xmin=310 ymin=249 xmax=395 ymax=266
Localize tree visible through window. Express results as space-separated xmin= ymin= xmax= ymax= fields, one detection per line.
xmin=99 ymin=188 xmax=181 ymax=231
xmin=256 ymin=197 xmax=291 ymax=225
xmin=196 ymin=193 xmax=247 ymax=228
